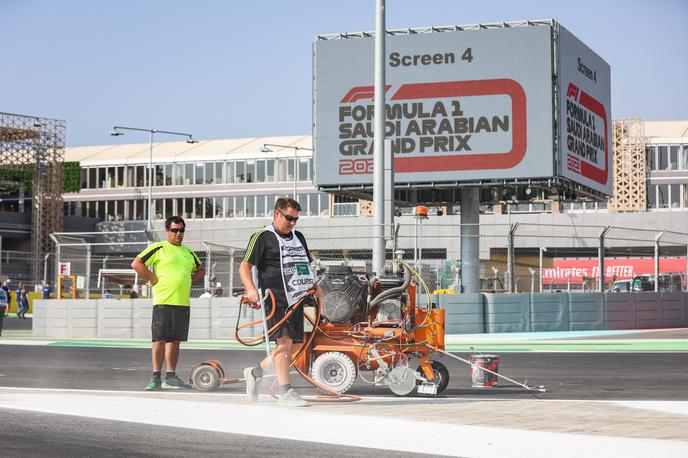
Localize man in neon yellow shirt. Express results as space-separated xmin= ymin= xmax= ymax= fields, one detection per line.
xmin=132 ymin=216 xmax=204 ymax=391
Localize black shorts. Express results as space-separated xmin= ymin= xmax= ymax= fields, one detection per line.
xmin=151 ymin=305 xmax=190 ymax=342
xmin=266 ymin=299 xmax=305 ymax=343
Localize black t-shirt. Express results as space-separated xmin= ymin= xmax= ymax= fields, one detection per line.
xmin=243 ymin=228 xmax=312 ymax=307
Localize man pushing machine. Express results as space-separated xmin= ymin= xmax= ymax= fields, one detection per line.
xmin=239 ymin=197 xmax=315 ymax=407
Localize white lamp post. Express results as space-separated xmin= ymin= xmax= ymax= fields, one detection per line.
xmin=110 ymin=126 xmax=198 ymax=230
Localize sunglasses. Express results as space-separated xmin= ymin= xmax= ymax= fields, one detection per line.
xmin=278 ymin=210 xmax=299 ymax=223
xmin=169 ymin=228 xmax=185 ymax=233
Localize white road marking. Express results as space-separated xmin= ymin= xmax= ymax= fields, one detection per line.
xmin=0 ymin=390 xmax=686 ymax=457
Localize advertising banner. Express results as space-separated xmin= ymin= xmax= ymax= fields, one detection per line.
xmin=557 ymin=25 xmax=613 ymax=195
xmin=542 ymin=257 xmax=686 ymax=284
xmin=314 ymin=25 xmax=554 ymax=186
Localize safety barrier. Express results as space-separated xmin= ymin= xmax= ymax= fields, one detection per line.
xmin=32 ymin=292 xmax=688 ymax=338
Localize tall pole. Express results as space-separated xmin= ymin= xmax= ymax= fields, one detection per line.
xmin=372 ymin=0 xmax=386 ymax=276
xmin=148 ymin=130 xmax=154 ymax=231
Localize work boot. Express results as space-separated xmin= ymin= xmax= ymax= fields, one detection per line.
xmin=244 ymin=367 xmax=261 ymax=401
xmin=278 ymin=388 xmax=308 ymax=407
xmin=162 ymin=374 xmax=192 ymax=390
xmin=144 ymin=377 xmax=162 ymax=391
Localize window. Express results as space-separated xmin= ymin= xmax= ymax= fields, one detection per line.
xmin=684 ymin=184 xmax=688 ymax=208
xmin=278 ymin=159 xmax=288 ymax=182
xmin=647 ymin=185 xmax=657 ymax=209
xmin=165 ymin=199 xmax=174 ymax=219
xmin=195 ymin=163 xmax=204 ymax=185
xmin=156 ymin=165 xmax=164 ymax=186
xmin=670 ymin=184 xmax=681 ymax=208
xmin=299 ymin=158 xmax=308 ymax=182
xmin=194 ymin=198 xmax=204 ymax=218
xmin=126 ymin=166 xmax=135 ymax=187
xmin=136 ymin=166 xmax=145 ymax=187
xmin=319 ymin=193 xmax=329 ymax=216
xmin=658 ymin=146 xmax=668 ymax=170
xmin=256 ymin=160 xmax=266 ymax=182
xmin=246 ymin=195 xmax=255 ymax=218
xmin=235 ymin=196 xmax=245 ymax=217
xmin=647 ymin=146 xmax=656 ymax=171
xmin=117 ymin=166 xmax=124 ymax=187
xmin=215 ymin=197 xmax=224 ymax=218
xmin=256 ymin=195 xmax=266 ymax=217
xmin=98 ymin=168 xmax=106 ymax=188
xmin=165 ymin=164 xmax=173 ymax=185
xmin=182 ymin=198 xmax=193 ymax=219
xmin=174 ymin=164 xmax=184 ymax=185
xmin=235 ymin=161 xmax=245 ymax=183
xmin=80 ymin=169 xmax=87 ymax=189
xmin=215 ymin=161 xmax=224 ymax=184
xmin=246 ymin=160 xmax=255 ymax=183
xmin=669 ymin=146 xmax=679 ymax=170
xmin=88 ymin=168 xmax=96 ymax=189
xmin=333 ymin=195 xmax=358 ymax=216
xmin=106 ymin=167 xmax=115 ymax=188
xmin=308 ymin=193 xmax=319 ymax=216
xmin=125 ymin=200 xmax=134 ymax=220
xmin=226 ymin=196 xmax=234 ymax=218
xmin=184 ymin=163 xmax=194 ymax=185
xmin=97 ymin=201 xmax=106 ymax=220
xmin=657 ymin=184 xmax=669 ymax=208
xmin=205 ymin=162 xmax=214 ymax=184
xmin=266 ymin=159 xmax=275 ymax=182
xmin=683 ymin=145 xmax=688 ymax=171
xmin=287 ymin=158 xmax=295 ymax=182
xmin=226 ymin=161 xmax=234 ymax=184
xmin=155 ymin=199 xmax=163 ymax=219
xmin=308 ymin=158 xmax=314 ymax=180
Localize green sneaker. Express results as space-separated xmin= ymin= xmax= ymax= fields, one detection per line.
xmin=162 ymin=374 xmax=192 ymax=390
xmin=278 ymin=388 xmax=308 ymax=407
xmin=144 ymin=377 xmax=162 ymax=391
xmin=244 ymin=367 xmax=260 ymax=401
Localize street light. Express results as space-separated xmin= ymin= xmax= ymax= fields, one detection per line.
xmin=110 ymin=126 xmax=198 ymax=230
xmin=261 ymin=143 xmax=313 ymax=199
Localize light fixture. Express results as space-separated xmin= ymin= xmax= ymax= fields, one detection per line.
xmin=110 ymin=129 xmax=123 ymax=136
xmin=186 ymin=136 xmax=199 ymax=144
xmin=525 ymin=187 xmax=532 ymax=196
xmin=260 ymin=145 xmax=272 ymax=153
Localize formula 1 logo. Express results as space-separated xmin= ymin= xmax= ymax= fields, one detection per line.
xmin=564 ymin=82 xmax=608 ymax=185
xmin=337 ymin=79 xmax=527 ymax=174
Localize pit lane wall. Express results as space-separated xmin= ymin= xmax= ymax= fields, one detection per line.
xmin=32 ymin=292 xmax=687 ymax=338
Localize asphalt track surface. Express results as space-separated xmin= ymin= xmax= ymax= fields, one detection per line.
xmin=1 ymin=323 xmax=687 ymax=457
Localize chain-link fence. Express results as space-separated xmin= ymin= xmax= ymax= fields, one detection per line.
xmin=18 ymin=222 xmax=688 ymax=298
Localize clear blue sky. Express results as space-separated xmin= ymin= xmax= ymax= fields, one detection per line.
xmin=1 ymin=0 xmax=686 ymax=147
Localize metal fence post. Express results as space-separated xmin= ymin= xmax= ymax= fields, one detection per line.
xmin=539 ymin=246 xmax=547 ymax=293
xmin=507 ymin=223 xmax=519 ymax=293
xmin=85 ymin=243 xmax=91 ymax=299
xmin=598 ymin=226 xmax=611 ymax=292
xmin=654 ymin=231 xmax=665 ymax=292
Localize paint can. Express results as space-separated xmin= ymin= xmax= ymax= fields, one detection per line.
xmin=469 ymin=354 xmax=499 ymax=387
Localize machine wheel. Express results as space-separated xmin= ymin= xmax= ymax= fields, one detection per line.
xmin=416 ymin=360 xmax=450 ymax=396
xmin=192 ymin=365 xmax=221 ymax=392
xmin=311 ymin=351 xmax=357 ymax=395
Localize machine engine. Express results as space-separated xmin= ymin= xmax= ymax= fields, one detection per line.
xmin=319 ymin=265 xmax=366 ymax=323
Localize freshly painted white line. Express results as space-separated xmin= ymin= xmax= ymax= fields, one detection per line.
xmin=0 ymin=392 xmax=686 ymax=457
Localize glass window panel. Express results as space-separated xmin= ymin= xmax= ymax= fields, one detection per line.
xmin=235 ymin=196 xmax=245 ymax=217
xmin=597 ymin=201 xmax=607 ymax=210
xmin=647 ymin=146 xmax=656 ymax=171
xmin=195 ymin=163 xmax=204 ymax=185
xmin=116 ymin=166 xmax=124 ymax=187
xmin=106 ymin=167 xmax=115 ymax=188
xmin=657 ymin=184 xmax=669 ymax=208
xmin=115 ymin=201 xmax=123 ymax=220
xmin=658 ymin=146 xmax=668 ymax=170
xmin=215 ymin=197 xmax=224 ymax=218
xmin=670 ymin=184 xmax=680 ymax=208
xmin=184 ymin=163 xmax=194 ymax=185
xmin=205 ymin=162 xmax=214 ymax=184
xmin=165 ymin=199 xmax=173 ymax=219
xmin=235 ymin=161 xmax=245 ymax=183
xmin=684 ymin=184 xmax=688 ymax=208
xmin=125 ymin=200 xmax=133 ymax=220
xmin=278 ymin=159 xmax=288 ymax=181
xmin=88 ymin=168 xmax=96 ymax=189
xmin=266 ymin=159 xmax=275 ymax=182
xmin=226 ymin=161 xmax=234 ymax=184
xmin=226 ymin=196 xmax=234 ymax=218
xmin=256 ymin=160 xmax=266 ymax=182
xmin=308 ymin=193 xmax=318 ymax=216
xmin=256 ymin=195 xmax=266 ymax=217
xmin=669 ymin=146 xmax=679 ymax=170
xmin=296 ymin=194 xmax=307 ymax=211
xmin=205 ymin=197 xmax=213 ymax=218
xmin=647 ymin=185 xmax=656 ymax=209
xmin=287 ymin=158 xmax=295 ymax=182
xmin=155 ymin=165 xmax=164 ymax=186
xmin=299 ymin=158 xmax=308 ymax=182
xmin=246 ymin=195 xmax=255 ymax=217
xmin=174 ymin=164 xmax=183 ymax=185
xmin=308 ymin=158 xmax=314 ymax=180
xmin=319 ymin=193 xmax=329 ymax=216
xmin=155 ymin=199 xmax=163 ymax=219
xmin=215 ymin=161 xmax=224 ymax=184
xmin=136 ymin=166 xmax=145 ymax=187
xmin=194 ymin=198 xmax=204 ymax=218
xmin=183 ymin=198 xmax=193 ymax=219
xmin=683 ymin=145 xmax=688 ymax=171
xmin=97 ymin=201 xmax=106 ymax=220
xmin=246 ymin=160 xmax=255 ymax=183
xmin=80 ymin=168 xmax=87 ymax=189
xmin=98 ymin=167 xmax=106 ymax=188
xmin=165 ymin=164 xmax=173 ymax=185
xmin=126 ymin=166 xmax=135 ymax=187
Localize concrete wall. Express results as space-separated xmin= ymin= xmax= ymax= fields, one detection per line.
xmin=32 ymin=292 xmax=688 ymax=338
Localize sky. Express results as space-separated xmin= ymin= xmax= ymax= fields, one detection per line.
xmin=1 ymin=0 xmax=686 ymax=147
